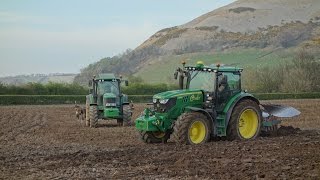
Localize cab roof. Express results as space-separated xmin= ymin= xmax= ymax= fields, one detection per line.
xmin=95 ymin=73 xmax=119 ymax=80
xmin=185 ymin=64 xmax=243 ymax=73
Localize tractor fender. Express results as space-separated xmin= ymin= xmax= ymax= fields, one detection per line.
xmin=224 ymin=92 xmax=260 ymax=126
xmin=121 ymin=94 xmax=129 ymax=104
xmin=184 ymin=106 xmax=215 ymax=132
xmin=86 ymin=94 xmax=97 ymax=106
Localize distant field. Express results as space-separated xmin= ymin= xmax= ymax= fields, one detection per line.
xmin=135 ymin=48 xmax=294 ymax=83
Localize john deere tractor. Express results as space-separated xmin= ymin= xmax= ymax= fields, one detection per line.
xmin=86 ymin=73 xmax=132 ymax=128
xmin=135 ymin=61 xmax=300 ymax=144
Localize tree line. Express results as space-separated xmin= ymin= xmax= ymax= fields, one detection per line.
xmin=243 ymin=49 xmax=320 ymax=93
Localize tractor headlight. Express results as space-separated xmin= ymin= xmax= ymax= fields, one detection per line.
xmin=106 ymin=103 xmax=116 ymax=107
xmin=159 ymin=99 xmax=169 ymax=104
xmin=153 ymin=98 xmax=157 ymax=103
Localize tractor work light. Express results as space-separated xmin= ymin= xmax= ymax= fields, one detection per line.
xmin=153 ymin=98 xmax=157 ymax=103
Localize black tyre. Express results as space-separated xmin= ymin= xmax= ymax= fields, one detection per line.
xmin=89 ymin=105 xmax=98 ymax=128
xmin=85 ymin=100 xmax=90 ymax=127
xmin=139 ymin=131 xmax=171 ymax=143
xmin=122 ymin=105 xmax=132 ymax=126
xmin=227 ymin=99 xmax=262 ymax=140
xmin=172 ymin=112 xmax=211 ymax=145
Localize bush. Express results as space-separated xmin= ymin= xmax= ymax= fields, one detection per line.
xmin=0 ymin=95 xmax=85 ymax=105
xmin=0 ymin=82 xmax=87 ymax=95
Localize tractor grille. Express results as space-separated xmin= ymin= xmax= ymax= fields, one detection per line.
xmin=154 ymin=98 xmax=176 ymax=113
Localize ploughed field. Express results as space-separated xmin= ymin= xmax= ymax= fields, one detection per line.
xmin=0 ymin=99 xmax=320 ymax=179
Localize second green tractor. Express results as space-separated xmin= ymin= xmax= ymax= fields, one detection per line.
xmin=86 ymin=74 xmax=132 ymax=128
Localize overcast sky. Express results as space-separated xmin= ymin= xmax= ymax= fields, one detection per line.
xmin=0 ymin=0 xmax=235 ymax=77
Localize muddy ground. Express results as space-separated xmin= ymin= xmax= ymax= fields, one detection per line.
xmin=0 ymin=99 xmax=320 ymax=179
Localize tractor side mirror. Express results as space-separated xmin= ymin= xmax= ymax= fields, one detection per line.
xmin=88 ymin=80 xmax=92 ymax=87
xmin=125 ymin=80 xmax=129 ymax=86
xmin=174 ymin=71 xmax=178 ymax=80
xmin=89 ymin=88 xmax=94 ymax=94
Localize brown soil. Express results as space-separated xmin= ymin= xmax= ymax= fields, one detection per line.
xmin=0 ymin=99 xmax=320 ymax=179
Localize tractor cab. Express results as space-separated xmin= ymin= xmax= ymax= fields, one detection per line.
xmin=175 ymin=61 xmax=243 ymax=111
xmin=90 ymin=74 xmax=122 ymax=108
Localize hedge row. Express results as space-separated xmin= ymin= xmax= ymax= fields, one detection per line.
xmin=0 ymin=93 xmax=319 ymax=105
xmin=0 ymin=95 xmax=86 ymax=105
xmin=0 ymin=95 xmax=153 ymax=105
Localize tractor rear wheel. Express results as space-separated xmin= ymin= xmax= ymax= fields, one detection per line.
xmin=122 ymin=105 xmax=132 ymax=126
xmin=89 ymin=105 xmax=98 ymax=128
xmin=139 ymin=131 xmax=171 ymax=143
xmin=227 ymin=99 xmax=262 ymax=140
xmin=173 ymin=112 xmax=210 ymax=145
xmin=85 ymin=100 xmax=90 ymax=127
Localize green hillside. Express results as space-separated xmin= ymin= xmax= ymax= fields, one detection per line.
xmin=134 ymin=48 xmax=293 ymax=83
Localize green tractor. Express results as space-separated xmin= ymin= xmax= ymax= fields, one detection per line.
xmin=135 ymin=61 xmax=300 ymax=144
xmin=86 ymin=73 xmax=132 ymax=128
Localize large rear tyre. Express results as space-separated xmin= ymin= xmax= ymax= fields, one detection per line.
xmin=172 ymin=112 xmax=210 ymax=145
xmin=139 ymin=131 xmax=171 ymax=143
xmin=122 ymin=105 xmax=132 ymax=126
xmin=85 ymin=100 xmax=90 ymax=127
xmin=227 ymin=99 xmax=262 ymax=140
xmin=89 ymin=105 xmax=98 ymax=128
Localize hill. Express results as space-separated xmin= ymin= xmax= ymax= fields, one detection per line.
xmin=74 ymin=0 xmax=320 ymax=84
xmin=0 ymin=73 xmax=77 ymax=85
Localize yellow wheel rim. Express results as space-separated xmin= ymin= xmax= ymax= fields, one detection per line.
xmin=153 ymin=131 xmax=166 ymax=138
xmin=189 ymin=120 xmax=206 ymax=144
xmin=238 ymin=109 xmax=259 ymax=139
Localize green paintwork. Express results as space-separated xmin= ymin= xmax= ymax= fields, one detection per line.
xmin=135 ymin=62 xmax=262 ymax=138
xmin=87 ymin=73 xmax=130 ymax=120
xmin=136 ymin=89 xmax=204 ymax=132
xmin=153 ymin=89 xmax=202 ymax=99
xmin=104 ymin=108 xmax=120 ymax=117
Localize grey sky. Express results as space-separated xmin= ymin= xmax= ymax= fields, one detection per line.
xmin=0 ymin=0 xmax=235 ymax=77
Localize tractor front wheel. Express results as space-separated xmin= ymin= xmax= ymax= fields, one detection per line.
xmin=227 ymin=99 xmax=262 ymax=140
xmin=89 ymin=105 xmax=98 ymax=128
xmin=173 ymin=112 xmax=211 ymax=145
xmin=122 ymin=105 xmax=132 ymax=126
xmin=140 ymin=131 xmax=171 ymax=143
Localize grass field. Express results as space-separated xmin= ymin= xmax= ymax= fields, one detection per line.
xmin=135 ymin=48 xmax=294 ymax=83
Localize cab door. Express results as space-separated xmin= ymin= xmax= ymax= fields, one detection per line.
xmin=216 ymin=72 xmax=241 ymax=112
